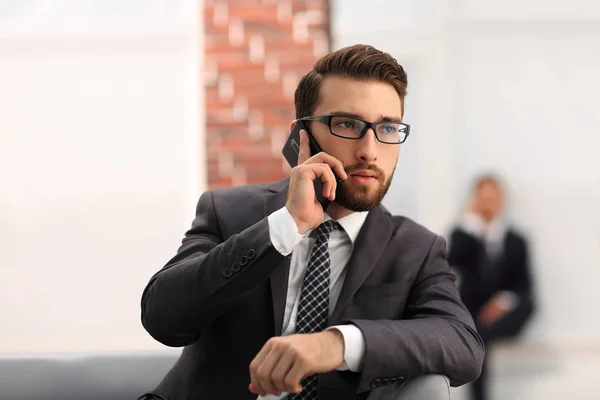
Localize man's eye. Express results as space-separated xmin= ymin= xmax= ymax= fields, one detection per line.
xmin=381 ymin=124 xmax=397 ymax=134
xmin=337 ymin=121 xmax=355 ymax=129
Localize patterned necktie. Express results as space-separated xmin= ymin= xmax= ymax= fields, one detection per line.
xmin=290 ymin=220 xmax=339 ymax=400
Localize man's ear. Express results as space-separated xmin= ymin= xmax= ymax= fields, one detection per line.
xmin=289 ymin=120 xmax=296 ymax=132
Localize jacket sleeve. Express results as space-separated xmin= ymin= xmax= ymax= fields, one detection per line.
xmin=504 ymin=235 xmax=536 ymax=328
xmin=347 ymin=236 xmax=485 ymax=392
xmin=140 ymin=190 xmax=288 ymax=347
xmin=512 ymin=236 xmax=534 ymax=299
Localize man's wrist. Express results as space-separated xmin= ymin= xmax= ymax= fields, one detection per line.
xmin=322 ymin=329 xmax=345 ymax=367
xmin=287 ymin=208 xmax=311 ymax=235
xmin=327 ymin=324 xmax=366 ymax=372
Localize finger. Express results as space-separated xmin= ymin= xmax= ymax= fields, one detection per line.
xmin=323 ymin=167 xmax=336 ymax=201
xmin=248 ymin=383 xmax=259 ymax=395
xmin=322 ymin=177 xmax=334 ymax=202
xmin=249 ymin=373 xmax=266 ymax=396
xmin=307 ymin=152 xmax=347 ymax=180
xmin=256 ymin=346 xmax=285 ymax=395
xmin=284 ymin=357 xmax=308 ymax=394
xmin=297 ymin=129 xmax=311 ymax=165
xmin=249 ymin=343 xmax=272 ymax=396
xmin=271 ymin=347 xmax=297 ymax=394
xmin=307 ymin=164 xmax=337 ymax=201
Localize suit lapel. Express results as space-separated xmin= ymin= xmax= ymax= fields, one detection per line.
xmin=264 ymin=178 xmax=291 ymax=336
xmin=331 ymin=205 xmax=394 ymax=322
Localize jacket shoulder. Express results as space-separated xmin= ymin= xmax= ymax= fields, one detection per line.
xmin=202 ymin=180 xmax=285 ymax=236
xmin=390 ymin=214 xmax=441 ymax=245
xmin=507 ymin=227 xmax=529 ymax=247
xmin=209 ymin=181 xmax=274 ymax=202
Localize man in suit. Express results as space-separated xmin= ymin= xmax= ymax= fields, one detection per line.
xmin=448 ymin=175 xmax=535 ymax=400
xmin=139 ymin=44 xmax=484 ymax=400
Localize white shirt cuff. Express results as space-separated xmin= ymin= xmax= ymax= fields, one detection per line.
xmin=267 ymin=207 xmax=304 ymax=256
xmin=328 ymin=325 xmax=366 ymax=372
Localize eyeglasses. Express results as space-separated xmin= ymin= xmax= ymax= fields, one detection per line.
xmin=299 ymin=114 xmax=410 ymax=144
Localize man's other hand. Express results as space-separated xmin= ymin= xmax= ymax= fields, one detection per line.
xmin=248 ymin=330 xmax=345 ymax=397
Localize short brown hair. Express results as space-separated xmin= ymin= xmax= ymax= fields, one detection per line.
xmin=294 ymin=44 xmax=408 ymax=119
xmin=473 ymin=174 xmax=503 ymax=193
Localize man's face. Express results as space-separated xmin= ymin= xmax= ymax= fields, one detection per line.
xmin=306 ymin=76 xmax=403 ymax=212
xmin=476 ymin=181 xmax=503 ymax=221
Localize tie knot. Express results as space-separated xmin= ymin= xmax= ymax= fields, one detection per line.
xmin=316 ymin=220 xmax=340 ymax=240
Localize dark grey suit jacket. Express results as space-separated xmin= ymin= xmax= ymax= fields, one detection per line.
xmin=140 ymin=178 xmax=484 ymax=400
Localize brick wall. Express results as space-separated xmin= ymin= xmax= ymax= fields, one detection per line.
xmin=204 ymin=0 xmax=331 ymax=189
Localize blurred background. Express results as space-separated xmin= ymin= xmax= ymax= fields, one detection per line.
xmin=1 ymin=0 xmax=599 ymax=399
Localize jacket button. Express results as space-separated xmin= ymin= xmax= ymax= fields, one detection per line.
xmin=222 ymin=268 xmax=233 ymax=278
xmin=231 ymin=262 xmax=240 ymax=272
xmin=397 ymin=376 xmax=406 ymax=382
xmin=247 ymin=249 xmax=256 ymax=259
xmin=382 ymin=378 xmax=390 ymax=385
xmin=390 ymin=377 xmax=397 ymax=383
xmin=240 ymin=255 xmax=249 ymax=266
xmin=371 ymin=379 xmax=382 ymax=388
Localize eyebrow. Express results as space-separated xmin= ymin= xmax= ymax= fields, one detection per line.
xmin=327 ymin=111 xmax=403 ymax=123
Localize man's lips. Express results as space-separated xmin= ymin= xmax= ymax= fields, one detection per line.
xmin=350 ymin=170 xmax=377 ymax=178
xmin=349 ymin=170 xmax=379 ymax=185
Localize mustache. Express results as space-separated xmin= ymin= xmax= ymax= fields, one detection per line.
xmin=343 ymin=163 xmax=385 ymax=181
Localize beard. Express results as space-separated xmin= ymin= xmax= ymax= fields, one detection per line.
xmin=334 ymin=162 xmax=396 ymax=212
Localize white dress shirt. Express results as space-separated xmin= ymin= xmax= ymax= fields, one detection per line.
xmin=259 ymin=207 xmax=368 ymax=400
xmin=461 ymin=211 xmax=507 ymax=259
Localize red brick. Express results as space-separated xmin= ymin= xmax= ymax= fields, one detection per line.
xmin=264 ymin=41 xmax=314 ymax=54
xmin=206 ymin=46 xmax=250 ymax=59
xmin=243 ymin=23 xmax=291 ymax=38
xmin=216 ymin=61 xmax=266 ymax=73
xmin=229 ymin=71 xmax=270 ymax=87
xmin=222 ymin=138 xmax=273 ymax=152
xmin=228 ymin=4 xmax=279 ymax=22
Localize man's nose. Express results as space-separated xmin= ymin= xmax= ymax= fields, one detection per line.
xmin=355 ymin=128 xmax=378 ymax=163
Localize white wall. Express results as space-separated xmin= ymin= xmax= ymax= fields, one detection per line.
xmin=334 ymin=0 xmax=600 ymax=346
xmin=0 ymin=1 xmax=203 ymax=353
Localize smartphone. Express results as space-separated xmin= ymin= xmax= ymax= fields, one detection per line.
xmin=282 ymin=119 xmax=343 ymax=209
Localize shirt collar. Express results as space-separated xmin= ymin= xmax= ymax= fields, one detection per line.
xmin=323 ymin=211 xmax=369 ymax=245
xmin=486 ymin=216 xmax=508 ymax=243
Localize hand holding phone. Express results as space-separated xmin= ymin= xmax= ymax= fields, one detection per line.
xmin=281 ymin=120 xmax=347 ymax=234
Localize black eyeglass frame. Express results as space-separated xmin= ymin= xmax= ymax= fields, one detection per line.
xmin=298 ymin=114 xmax=410 ymax=144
